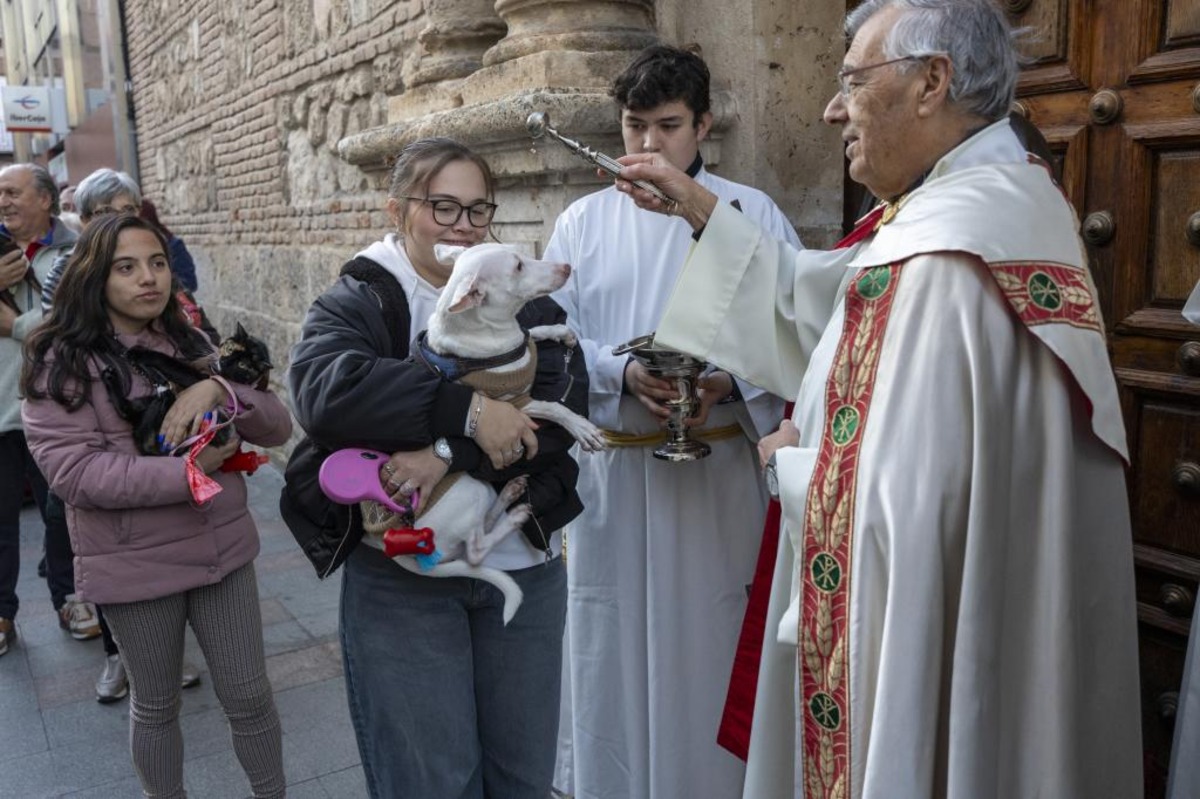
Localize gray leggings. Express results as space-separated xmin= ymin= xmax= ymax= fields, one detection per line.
xmin=103 ymin=562 xmax=285 ymax=798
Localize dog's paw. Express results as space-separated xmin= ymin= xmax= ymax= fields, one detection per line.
xmin=506 ymin=502 xmax=533 ymax=528
xmin=559 ymin=329 xmax=578 ymax=349
xmin=572 ymin=420 xmax=607 ymax=452
xmin=498 ymin=475 xmax=529 ymax=505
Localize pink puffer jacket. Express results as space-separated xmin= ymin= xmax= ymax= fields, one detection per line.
xmin=21 ymin=326 xmax=292 ymax=604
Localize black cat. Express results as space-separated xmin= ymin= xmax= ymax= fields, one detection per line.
xmin=217 ymin=323 xmax=273 ymax=389
xmin=101 ymin=323 xmax=272 ymax=456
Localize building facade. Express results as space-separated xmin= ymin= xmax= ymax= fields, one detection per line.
xmin=114 ymin=0 xmax=844 ymax=400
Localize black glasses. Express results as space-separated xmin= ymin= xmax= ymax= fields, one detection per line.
xmin=402 ymin=196 xmax=497 ymax=228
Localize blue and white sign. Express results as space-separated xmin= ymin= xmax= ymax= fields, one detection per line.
xmin=1 ymin=85 xmax=53 ymax=133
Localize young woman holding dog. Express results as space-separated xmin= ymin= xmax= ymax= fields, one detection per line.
xmin=20 ymin=214 xmax=290 ymax=799
xmin=289 ymin=137 xmax=588 ymax=798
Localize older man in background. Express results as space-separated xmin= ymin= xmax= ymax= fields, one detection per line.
xmin=614 ymin=1 xmax=1144 ymax=797
xmin=0 ymin=163 xmax=95 ymax=657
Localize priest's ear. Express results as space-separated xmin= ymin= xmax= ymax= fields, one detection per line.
xmin=915 ymin=54 xmax=954 ymax=117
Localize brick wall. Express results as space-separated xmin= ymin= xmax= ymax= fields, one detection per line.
xmin=123 ymin=0 xmax=424 ymax=442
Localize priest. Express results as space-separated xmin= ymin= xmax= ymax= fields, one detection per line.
xmin=611 ymin=1 xmax=1144 ymax=797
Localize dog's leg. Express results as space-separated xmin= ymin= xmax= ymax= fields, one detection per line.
xmin=393 ymin=556 xmax=525 ymax=624
xmin=467 ymin=503 xmax=532 ymax=565
xmin=483 ymin=475 xmax=528 ymax=529
xmin=524 ymin=399 xmax=606 ymax=452
xmin=527 ymin=324 xmax=577 ymax=349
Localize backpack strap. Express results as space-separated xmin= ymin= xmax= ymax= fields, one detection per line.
xmin=340 ymin=257 xmax=411 ymax=357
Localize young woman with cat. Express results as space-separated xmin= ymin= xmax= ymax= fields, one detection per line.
xmin=288 ymin=137 xmax=588 ymax=798
xmin=21 ymin=214 xmax=290 ymax=799
xmin=38 ymin=168 xmax=216 ymax=704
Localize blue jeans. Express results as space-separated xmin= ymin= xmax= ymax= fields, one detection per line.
xmin=340 ymin=544 xmax=566 ymax=799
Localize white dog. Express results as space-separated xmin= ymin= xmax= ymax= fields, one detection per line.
xmin=378 ymin=242 xmax=603 ymax=624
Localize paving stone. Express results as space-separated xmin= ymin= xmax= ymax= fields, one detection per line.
xmin=318 ymin=765 xmax=368 ymax=798
xmin=261 ymin=618 xmax=319 ymax=658
xmin=287 ymin=777 xmax=333 ymax=798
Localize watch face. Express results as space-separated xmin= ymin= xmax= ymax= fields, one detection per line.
xmin=434 ymin=438 xmax=452 ymax=462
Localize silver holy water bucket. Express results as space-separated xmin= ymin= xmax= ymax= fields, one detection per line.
xmin=612 ymin=333 xmax=711 ymax=462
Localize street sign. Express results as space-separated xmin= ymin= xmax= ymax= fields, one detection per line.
xmin=1 ymin=86 xmax=53 ymax=133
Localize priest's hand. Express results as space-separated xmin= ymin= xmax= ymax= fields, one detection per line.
xmin=613 ymin=153 xmax=719 ymax=232
xmin=757 ymin=420 xmax=799 ymax=469
xmin=685 ymin=371 xmax=734 ymax=428
xmin=624 ymin=359 xmax=678 ymax=423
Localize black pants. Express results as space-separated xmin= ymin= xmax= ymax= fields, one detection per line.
xmin=0 ymin=430 xmax=73 ymax=619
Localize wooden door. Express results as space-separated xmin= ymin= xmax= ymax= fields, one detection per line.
xmin=1007 ymin=0 xmax=1200 ymax=795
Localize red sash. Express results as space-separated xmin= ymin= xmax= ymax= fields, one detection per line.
xmin=716 ymin=204 xmax=884 ymax=760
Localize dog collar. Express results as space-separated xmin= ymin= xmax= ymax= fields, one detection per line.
xmin=414 ymin=330 xmax=530 ymax=382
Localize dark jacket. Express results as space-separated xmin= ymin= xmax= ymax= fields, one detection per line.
xmin=167 ymin=236 xmax=198 ymax=293
xmin=288 ymin=256 xmax=588 ymax=546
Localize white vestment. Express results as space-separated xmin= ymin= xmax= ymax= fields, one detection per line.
xmin=1170 ymin=284 xmax=1200 ymax=799
xmin=547 ymin=167 xmax=801 ymax=799
xmin=655 ymin=121 xmax=1144 ymax=799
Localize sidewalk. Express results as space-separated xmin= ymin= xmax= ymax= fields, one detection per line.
xmin=0 ymin=466 xmax=365 ymax=798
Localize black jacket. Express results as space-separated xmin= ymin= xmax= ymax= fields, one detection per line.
xmin=288 ymin=256 xmax=588 ymax=547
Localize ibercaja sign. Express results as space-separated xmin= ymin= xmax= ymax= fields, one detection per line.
xmin=1 ymin=86 xmax=52 ymax=133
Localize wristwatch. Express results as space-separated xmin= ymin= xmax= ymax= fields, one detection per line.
xmin=433 ymin=437 xmax=453 ymax=468
xmin=765 ymin=452 xmax=780 ymax=499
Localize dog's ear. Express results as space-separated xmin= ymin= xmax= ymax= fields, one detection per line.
xmin=446 ymin=276 xmax=485 ymax=313
xmin=434 ymin=244 xmax=468 ymax=266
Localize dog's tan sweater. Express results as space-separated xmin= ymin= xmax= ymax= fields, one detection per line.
xmin=363 ymin=340 xmax=540 ymax=535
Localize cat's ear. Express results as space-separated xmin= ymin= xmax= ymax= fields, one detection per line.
xmin=236 ymin=322 xmax=248 ymax=339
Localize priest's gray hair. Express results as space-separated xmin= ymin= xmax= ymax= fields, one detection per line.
xmin=846 ymin=0 xmax=1020 ymax=122
xmin=75 ymin=168 xmax=142 ymax=219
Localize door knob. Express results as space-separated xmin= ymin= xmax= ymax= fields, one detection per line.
xmin=1089 ymin=89 xmax=1123 ymax=125
xmin=1082 ymin=211 xmax=1115 ymax=246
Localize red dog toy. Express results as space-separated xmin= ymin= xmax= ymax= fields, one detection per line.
xmin=219 ymin=447 xmax=269 ymax=474
xmin=383 ymin=527 xmax=436 ymax=557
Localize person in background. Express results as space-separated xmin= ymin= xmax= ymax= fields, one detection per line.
xmin=0 ymin=163 xmax=96 ymax=658
xmin=544 ymin=44 xmax=801 ymax=799
xmin=139 ymin=198 xmax=198 ymax=292
xmin=23 ymin=213 xmax=290 ymax=798
xmin=289 ymin=137 xmax=587 ymax=798
xmin=60 ymin=185 xmax=77 ymax=214
xmin=617 ymin=0 xmax=1143 ymax=796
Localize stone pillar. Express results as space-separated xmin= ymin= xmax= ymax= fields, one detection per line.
xmin=390 ymin=0 xmax=506 ymax=118
xmin=340 ymin=0 xmax=734 ymax=255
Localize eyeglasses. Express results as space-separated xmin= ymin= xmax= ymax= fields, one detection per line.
xmin=402 ymin=196 xmax=497 ymax=228
xmin=89 ymin=204 xmax=140 ymax=218
xmin=836 ymin=54 xmax=941 ymax=98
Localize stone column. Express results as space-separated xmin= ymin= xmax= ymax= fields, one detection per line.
xmin=391 ymin=0 xmax=506 ymax=118
xmin=341 ymin=0 xmax=733 ymax=255
xmin=455 ymin=0 xmax=656 ymax=107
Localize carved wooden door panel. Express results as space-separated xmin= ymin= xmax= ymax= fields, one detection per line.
xmin=1008 ymin=0 xmax=1200 ymax=795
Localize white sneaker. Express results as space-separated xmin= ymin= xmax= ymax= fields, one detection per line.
xmin=95 ymin=654 xmax=128 ymax=703
xmin=59 ymin=594 xmax=101 ymax=641
xmin=181 ymin=661 xmax=202 ymax=689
